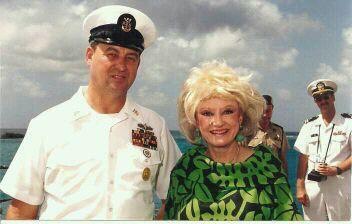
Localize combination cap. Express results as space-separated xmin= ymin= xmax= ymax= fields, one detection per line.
xmin=307 ymin=79 xmax=337 ymax=97
xmin=83 ymin=5 xmax=157 ymax=53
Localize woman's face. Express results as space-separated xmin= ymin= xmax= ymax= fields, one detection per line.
xmin=196 ymin=97 xmax=243 ymax=150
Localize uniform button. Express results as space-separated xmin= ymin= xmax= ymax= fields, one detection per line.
xmin=109 ymin=208 xmax=113 ymax=212
xmin=109 ymin=180 xmax=114 ymax=185
xmin=110 ymin=153 xmax=114 ymax=158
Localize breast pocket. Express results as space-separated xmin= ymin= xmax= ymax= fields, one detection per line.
xmin=119 ymin=144 xmax=162 ymax=191
xmin=136 ymin=148 xmax=162 ymax=183
xmin=307 ymin=136 xmax=319 ymax=154
xmin=330 ymin=135 xmax=347 ymax=155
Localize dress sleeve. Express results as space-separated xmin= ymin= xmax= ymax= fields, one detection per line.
xmin=272 ymin=182 xmax=303 ymax=220
xmin=155 ymin=118 xmax=182 ymax=199
xmin=164 ymin=172 xmax=178 ymax=220
xmin=0 ymin=118 xmax=46 ymax=205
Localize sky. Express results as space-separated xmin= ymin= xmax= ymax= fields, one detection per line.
xmin=0 ymin=0 xmax=351 ymax=132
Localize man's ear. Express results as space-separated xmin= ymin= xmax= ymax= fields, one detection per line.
xmin=85 ymin=47 xmax=94 ymax=65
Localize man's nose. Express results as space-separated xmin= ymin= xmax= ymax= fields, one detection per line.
xmin=114 ymin=57 xmax=127 ymax=71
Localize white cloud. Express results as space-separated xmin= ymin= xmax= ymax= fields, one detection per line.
xmin=22 ymin=23 xmax=54 ymax=53
xmin=275 ymin=48 xmax=299 ymax=69
xmin=59 ymin=72 xmax=88 ymax=83
xmin=276 ymin=89 xmax=292 ymax=101
xmin=0 ymin=21 xmax=16 ymax=43
xmin=314 ymin=27 xmax=352 ymax=91
xmin=342 ymin=27 xmax=352 ymax=45
xmin=14 ymin=75 xmax=46 ymax=98
xmin=192 ymin=0 xmax=321 ymax=37
xmin=201 ymin=27 xmax=245 ymax=57
xmin=135 ymin=86 xmax=169 ymax=107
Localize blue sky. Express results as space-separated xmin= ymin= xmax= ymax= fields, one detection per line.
xmin=0 ymin=0 xmax=351 ymax=132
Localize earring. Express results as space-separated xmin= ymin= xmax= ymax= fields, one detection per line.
xmin=235 ymin=124 xmax=246 ymax=142
xmin=195 ymin=128 xmax=202 ymax=145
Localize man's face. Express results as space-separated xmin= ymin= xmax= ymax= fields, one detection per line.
xmin=86 ymin=43 xmax=140 ymax=97
xmin=314 ymin=92 xmax=335 ymax=113
xmin=262 ymin=104 xmax=273 ymax=122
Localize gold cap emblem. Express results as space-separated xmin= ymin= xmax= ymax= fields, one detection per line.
xmin=142 ymin=167 xmax=151 ymax=181
xmin=316 ymin=82 xmax=325 ymax=91
xmin=122 ymin=17 xmax=132 ymax=32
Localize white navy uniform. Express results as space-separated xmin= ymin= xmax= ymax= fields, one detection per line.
xmin=294 ymin=113 xmax=351 ymax=220
xmin=0 ymin=87 xmax=182 ymax=219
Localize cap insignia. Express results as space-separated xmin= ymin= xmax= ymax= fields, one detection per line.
xmin=316 ymin=82 xmax=325 ymax=91
xmin=116 ymin=13 xmax=136 ymax=33
xmin=122 ymin=17 xmax=132 ymax=32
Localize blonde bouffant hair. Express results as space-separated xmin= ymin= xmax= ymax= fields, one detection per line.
xmin=178 ymin=60 xmax=265 ymax=144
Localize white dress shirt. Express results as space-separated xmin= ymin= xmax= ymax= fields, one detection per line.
xmin=0 ymin=86 xmax=181 ymax=220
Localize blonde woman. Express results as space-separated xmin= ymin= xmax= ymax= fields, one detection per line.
xmin=164 ymin=61 xmax=302 ymax=220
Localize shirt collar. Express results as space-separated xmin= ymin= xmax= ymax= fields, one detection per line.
xmin=70 ymin=86 xmax=143 ymax=123
xmin=123 ymin=97 xmax=144 ymax=123
xmin=314 ymin=113 xmax=343 ymax=126
xmin=70 ymin=86 xmax=93 ymax=121
xmin=331 ymin=113 xmax=344 ymax=125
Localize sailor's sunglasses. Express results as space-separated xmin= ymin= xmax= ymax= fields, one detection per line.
xmin=314 ymin=93 xmax=331 ymax=102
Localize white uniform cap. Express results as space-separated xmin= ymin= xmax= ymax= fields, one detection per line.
xmin=83 ymin=5 xmax=157 ymax=52
xmin=307 ymin=78 xmax=337 ymax=97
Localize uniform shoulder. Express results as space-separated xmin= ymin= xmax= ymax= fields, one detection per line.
xmin=341 ymin=113 xmax=352 ymax=119
xmin=133 ymin=102 xmax=165 ymax=123
xmin=32 ymin=97 xmax=74 ymax=124
xmin=304 ymin=115 xmax=319 ymax=124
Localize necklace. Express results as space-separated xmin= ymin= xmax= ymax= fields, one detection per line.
xmin=205 ymin=143 xmax=241 ymax=164
xmin=231 ymin=144 xmax=241 ymax=163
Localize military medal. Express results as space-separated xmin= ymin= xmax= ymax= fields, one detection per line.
xmin=131 ymin=123 xmax=158 ymax=150
xmin=142 ymin=167 xmax=151 ymax=181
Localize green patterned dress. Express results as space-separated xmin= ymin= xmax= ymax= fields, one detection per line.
xmin=164 ymin=145 xmax=303 ymax=220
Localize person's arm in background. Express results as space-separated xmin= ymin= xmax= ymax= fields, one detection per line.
xmin=317 ymin=156 xmax=351 ymax=176
xmin=280 ymin=131 xmax=289 ymax=175
xmin=155 ymin=200 xmax=166 ymax=220
xmin=296 ymin=153 xmax=309 ymax=207
xmin=6 ymin=199 xmax=38 ymax=219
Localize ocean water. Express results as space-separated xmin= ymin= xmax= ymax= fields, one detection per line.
xmin=0 ymin=132 xmax=302 ymax=218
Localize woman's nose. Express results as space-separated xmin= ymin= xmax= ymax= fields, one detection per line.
xmin=211 ymin=114 xmax=224 ymax=126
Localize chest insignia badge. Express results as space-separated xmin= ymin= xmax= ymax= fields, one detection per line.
xmin=132 ymin=123 xmax=158 ymax=150
xmin=142 ymin=167 xmax=151 ymax=181
xmin=133 ymin=108 xmax=139 ymax=116
xmin=333 ymin=131 xmax=346 ymax=136
xmin=143 ymin=148 xmax=151 ymax=158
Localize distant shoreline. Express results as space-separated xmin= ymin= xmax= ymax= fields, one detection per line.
xmin=0 ymin=129 xmax=299 ymax=139
xmin=0 ymin=129 xmax=27 ymax=139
